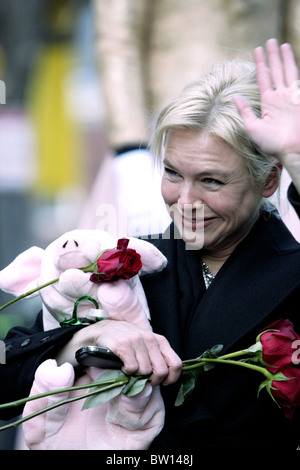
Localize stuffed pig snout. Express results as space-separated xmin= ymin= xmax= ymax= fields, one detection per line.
xmin=49 ymin=229 xmax=115 ymax=273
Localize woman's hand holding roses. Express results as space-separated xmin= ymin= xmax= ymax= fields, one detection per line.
xmin=56 ymin=319 xmax=182 ymax=387
xmin=93 ymin=319 xmax=182 ymax=386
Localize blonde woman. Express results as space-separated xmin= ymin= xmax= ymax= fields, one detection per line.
xmin=1 ymin=40 xmax=300 ymax=453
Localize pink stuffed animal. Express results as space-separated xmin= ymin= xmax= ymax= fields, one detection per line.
xmin=0 ymin=229 xmax=167 ymax=450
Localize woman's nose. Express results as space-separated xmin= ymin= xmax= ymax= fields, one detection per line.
xmin=178 ymin=183 xmax=202 ymax=209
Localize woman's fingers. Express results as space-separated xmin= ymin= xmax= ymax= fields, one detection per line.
xmin=280 ymin=42 xmax=299 ymax=86
xmin=118 ymin=330 xmax=158 ymax=377
xmin=94 ymin=320 xmax=182 ymax=386
xmin=120 ymin=331 xmax=182 ymax=386
xmin=265 ymin=38 xmax=285 ymax=88
xmin=254 ymin=45 xmax=273 ymax=94
xmin=153 ymin=334 xmax=182 ymax=385
xmin=254 ymin=39 xmax=299 ymax=92
xmin=232 ymin=94 xmax=258 ymax=130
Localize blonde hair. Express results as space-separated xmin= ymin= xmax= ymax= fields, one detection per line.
xmin=151 ymin=59 xmax=278 ymax=190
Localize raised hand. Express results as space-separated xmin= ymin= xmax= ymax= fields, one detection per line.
xmin=233 ymin=39 xmax=300 ymax=192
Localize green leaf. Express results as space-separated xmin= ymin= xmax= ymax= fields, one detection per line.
xmin=203 ymin=362 xmax=216 ymax=372
xmin=178 ymin=374 xmax=196 ymax=404
xmin=93 ymin=370 xmax=127 ymax=384
xmin=199 ymin=344 xmax=223 ymax=371
xmin=174 ymin=383 xmax=186 ymax=407
xmin=121 ymin=376 xmax=139 ymax=395
xmin=81 ymin=370 xmax=128 ymax=410
xmin=209 ymin=344 xmax=224 ymax=356
xmin=82 ymin=384 xmax=125 ymax=410
xmin=174 ymin=368 xmax=203 ymax=407
xmin=200 ymin=344 xmax=223 ymax=360
xmin=123 ymin=378 xmax=149 ymax=397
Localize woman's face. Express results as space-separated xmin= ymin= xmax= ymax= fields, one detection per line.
xmin=161 ymin=130 xmax=275 ymax=255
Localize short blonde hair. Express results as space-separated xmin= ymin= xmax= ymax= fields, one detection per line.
xmin=151 ymin=59 xmax=278 ymax=189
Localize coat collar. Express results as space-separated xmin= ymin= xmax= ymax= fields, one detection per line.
xmin=142 ymin=210 xmax=300 ymax=360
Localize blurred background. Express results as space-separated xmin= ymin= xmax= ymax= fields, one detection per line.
xmin=0 ymin=0 xmax=300 ymax=449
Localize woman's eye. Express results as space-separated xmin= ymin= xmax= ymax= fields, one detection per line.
xmin=164 ymin=167 xmax=181 ymax=179
xmin=202 ymin=177 xmax=223 ymax=186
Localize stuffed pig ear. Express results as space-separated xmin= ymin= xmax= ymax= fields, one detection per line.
xmin=0 ymin=246 xmax=45 ymax=297
xmin=127 ymin=238 xmax=167 ymax=274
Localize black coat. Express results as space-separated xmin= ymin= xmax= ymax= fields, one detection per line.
xmin=141 ymin=208 xmax=300 ymax=451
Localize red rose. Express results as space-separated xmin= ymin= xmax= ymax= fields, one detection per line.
xmin=269 ymin=367 xmax=300 ymax=418
xmin=259 ymin=319 xmax=300 ymax=371
xmin=90 ymin=238 xmax=142 ymax=283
